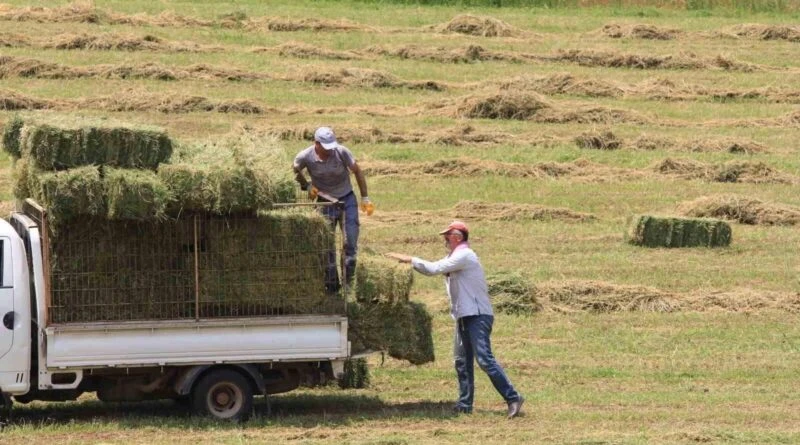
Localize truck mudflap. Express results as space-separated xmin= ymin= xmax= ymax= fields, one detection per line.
xmin=174 ymin=364 xmax=266 ymax=397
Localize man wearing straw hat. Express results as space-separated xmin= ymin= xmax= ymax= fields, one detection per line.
xmin=293 ymin=126 xmax=372 ymax=292
xmin=386 ymin=221 xmax=524 ymax=419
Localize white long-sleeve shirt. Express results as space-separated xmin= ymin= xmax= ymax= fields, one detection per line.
xmin=411 ymin=243 xmax=494 ymax=320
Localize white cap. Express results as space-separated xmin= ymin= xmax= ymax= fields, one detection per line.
xmin=314 ymin=126 xmax=338 ymax=150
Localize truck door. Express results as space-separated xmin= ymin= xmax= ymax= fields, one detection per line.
xmin=0 ymin=237 xmax=13 ymax=359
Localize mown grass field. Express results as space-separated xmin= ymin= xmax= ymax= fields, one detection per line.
xmin=1 ymin=1 xmax=799 ymax=444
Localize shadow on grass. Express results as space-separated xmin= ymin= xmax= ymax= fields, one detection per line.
xmin=6 ymin=392 xmax=455 ymax=429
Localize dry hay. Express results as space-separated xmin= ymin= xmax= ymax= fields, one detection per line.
xmin=684 ymin=289 xmax=800 ymax=313
xmin=431 ymin=14 xmax=523 ymax=37
xmin=0 ymin=32 xmax=31 ymax=47
xmin=0 ymin=200 xmax=14 ymax=217
xmin=42 ymin=32 xmax=214 ymax=52
xmin=78 ymin=92 xmax=268 ymax=114
xmin=539 ymin=280 xmax=680 ymax=313
xmin=355 ymin=253 xmax=413 ymax=305
xmin=677 ymin=194 xmax=800 ymax=226
xmin=683 ymin=138 xmax=767 ymax=154
xmin=248 ymin=16 xmax=365 ymax=32
xmin=600 ymin=23 xmax=681 ymax=40
xmin=495 ymin=73 xmax=624 ymax=98
xmin=366 ymin=44 xmax=518 ymax=64
xmin=364 ymin=158 xmax=644 ymax=183
xmin=452 ymin=200 xmax=596 ymax=223
xmin=0 ymin=1 xmax=104 ymax=23
xmin=347 ymin=300 xmax=434 ymax=365
xmin=271 ymin=41 xmax=362 ymax=60
xmin=632 ymin=134 xmax=677 ymax=151
xmin=486 ymin=271 xmax=542 ymax=315
xmin=452 ymin=92 xmax=551 ymax=120
xmin=535 ymin=106 xmax=649 ymax=125
xmin=0 ymin=89 xmax=56 ymax=110
xmin=724 ymin=24 xmax=800 ymax=42
xmin=574 ymin=129 xmax=622 ymax=150
xmin=301 ymin=67 xmax=443 ymax=91
xmin=627 ymin=214 xmax=732 ymax=248
xmin=553 ymin=49 xmax=706 ymax=70
xmin=263 ymin=124 xmax=506 ymax=146
xmin=653 ymin=158 xmax=796 ymax=184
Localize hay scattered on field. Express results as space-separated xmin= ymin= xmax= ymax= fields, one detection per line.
xmin=600 ymin=23 xmax=681 ymax=40
xmin=366 ymin=44 xmax=518 ymax=63
xmin=632 ymin=134 xmax=677 ymax=151
xmin=487 ymin=271 xmax=542 ymax=315
xmin=80 ymin=92 xmax=268 ymax=114
xmin=248 ymin=16 xmax=366 ymax=32
xmin=264 ymin=124 xmax=507 ymax=146
xmin=495 ymin=73 xmax=624 ymax=98
xmin=677 ymin=194 xmax=800 ymax=226
xmin=267 ymin=41 xmax=361 ymax=60
xmin=653 ymin=158 xmax=796 ymax=184
xmin=0 ymin=32 xmax=31 ymax=47
xmin=535 ymin=106 xmax=649 ymax=125
xmin=42 ymin=32 xmax=214 ymax=52
xmin=540 ymin=280 xmax=680 ymax=313
xmin=452 ymin=200 xmax=595 ymax=223
xmin=724 ymin=24 xmax=800 ymax=42
xmin=0 ymin=1 xmax=103 ymax=23
xmin=431 ymin=14 xmax=523 ymax=37
xmin=453 ymin=93 xmax=550 ymax=120
xmin=685 ymin=289 xmax=800 ymax=313
xmin=300 ymin=67 xmax=443 ymax=91
xmin=0 ymin=89 xmax=56 ymax=110
xmin=627 ymin=214 xmax=732 ymax=248
xmin=553 ymin=49 xmax=705 ymax=70
xmin=574 ymin=129 xmax=621 ymax=150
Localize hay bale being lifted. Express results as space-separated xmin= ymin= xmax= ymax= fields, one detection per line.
xmin=627 ymin=215 xmax=732 ymax=248
xmin=15 ymin=116 xmax=172 ymax=170
xmin=347 ymin=300 xmax=434 ymax=365
xmin=355 ymin=253 xmax=413 ymax=304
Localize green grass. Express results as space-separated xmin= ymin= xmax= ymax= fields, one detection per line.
xmin=1 ymin=0 xmax=799 ymax=443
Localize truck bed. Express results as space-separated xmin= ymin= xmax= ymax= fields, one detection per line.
xmin=45 ymin=315 xmax=348 ymax=369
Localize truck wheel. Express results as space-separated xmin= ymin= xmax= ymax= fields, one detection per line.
xmin=192 ymin=369 xmax=253 ymax=421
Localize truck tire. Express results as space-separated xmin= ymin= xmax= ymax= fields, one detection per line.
xmin=0 ymin=393 xmax=11 ymax=428
xmin=192 ymin=369 xmax=253 ymax=421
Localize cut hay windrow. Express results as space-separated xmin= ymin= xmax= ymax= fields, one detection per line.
xmin=272 ymin=42 xmax=363 ymax=60
xmin=431 ymin=14 xmax=523 ymax=37
xmin=452 ymin=200 xmax=596 ymax=223
xmin=724 ymin=24 xmax=800 ymax=42
xmin=653 ymin=158 xmax=797 ymax=184
xmin=355 ymin=253 xmax=413 ymax=305
xmin=574 ymin=130 xmax=621 ymax=150
xmin=677 ymin=194 xmax=800 ymax=226
xmin=454 ymin=93 xmax=551 ymax=120
xmin=366 ymin=44 xmax=518 ymax=64
xmin=17 ymin=118 xmax=173 ymax=170
xmin=539 ymin=280 xmax=680 ymax=313
xmin=487 ymin=271 xmax=542 ymax=315
xmin=347 ymin=300 xmax=434 ymax=365
xmin=496 ymin=73 xmax=624 ymax=98
xmin=627 ymin=215 xmax=732 ymax=248
xmin=600 ymin=23 xmax=681 ymax=40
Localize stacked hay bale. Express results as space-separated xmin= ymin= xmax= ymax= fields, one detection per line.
xmin=627 ymin=215 xmax=732 ymax=248
xmin=347 ymin=253 xmax=434 ymax=365
xmin=2 ymin=115 xmax=345 ymax=323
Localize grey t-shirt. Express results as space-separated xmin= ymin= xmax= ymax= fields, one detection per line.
xmin=293 ymin=145 xmax=356 ymax=199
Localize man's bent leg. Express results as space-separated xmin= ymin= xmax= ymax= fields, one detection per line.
xmin=454 ymin=319 xmax=475 ymax=412
xmin=464 ymin=315 xmax=521 ymax=404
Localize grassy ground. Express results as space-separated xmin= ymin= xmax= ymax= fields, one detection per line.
xmin=1 ymin=1 xmax=799 ymax=443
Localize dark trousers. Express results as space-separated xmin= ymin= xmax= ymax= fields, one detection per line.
xmin=320 ymin=191 xmax=359 ymax=291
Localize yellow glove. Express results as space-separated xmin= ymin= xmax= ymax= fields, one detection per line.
xmin=308 ymin=186 xmax=318 ymax=200
xmin=360 ymin=197 xmax=374 ymax=216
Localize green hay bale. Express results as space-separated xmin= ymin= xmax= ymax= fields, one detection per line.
xmin=338 ymin=358 xmax=370 ymax=389
xmin=157 ymin=163 xmax=214 ymax=213
xmin=18 ymin=117 xmax=172 ymax=170
xmin=355 ymin=253 xmax=413 ymax=304
xmin=348 ymin=300 xmax=434 ymax=365
xmin=487 ymin=271 xmax=542 ymax=315
xmin=28 ymin=166 xmax=105 ymax=223
xmin=627 ymin=215 xmax=732 ymax=248
xmin=12 ymin=157 xmax=31 ymax=199
xmin=105 ymin=168 xmax=172 ymax=221
xmin=2 ymin=114 xmax=24 ymax=158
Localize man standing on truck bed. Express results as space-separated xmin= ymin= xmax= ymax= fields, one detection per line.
xmin=293 ymin=126 xmax=372 ymax=292
xmin=386 ymin=221 xmax=524 ymax=419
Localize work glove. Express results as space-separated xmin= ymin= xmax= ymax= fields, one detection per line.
xmin=308 ymin=186 xmax=319 ymax=200
xmin=360 ymin=197 xmax=374 ymax=216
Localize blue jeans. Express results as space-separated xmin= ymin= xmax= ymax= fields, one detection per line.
xmin=454 ymin=314 xmax=520 ymax=410
xmin=320 ymin=191 xmax=359 ymax=291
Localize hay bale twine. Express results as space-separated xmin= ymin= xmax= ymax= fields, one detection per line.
xmin=627 ymin=215 xmax=732 ymax=248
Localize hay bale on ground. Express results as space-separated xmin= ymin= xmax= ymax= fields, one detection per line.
xmin=355 ymin=253 xmax=413 ymax=304
xmin=677 ymin=194 xmax=800 ymax=226
xmin=627 ymin=215 xmax=732 ymax=248
xmin=574 ymin=130 xmax=621 ymax=150
xmin=105 ymin=168 xmax=172 ymax=221
xmin=348 ymin=300 xmax=434 ymax=365
xmin=27 ymin=165 xmax=105 ymax=223
xmin=17 ymin=117 xmax=172 ymax=169
xmin=1 ymin=114 xmax=24 ymax=157
xmin=487 ymin=271 xmax=542 ymax=315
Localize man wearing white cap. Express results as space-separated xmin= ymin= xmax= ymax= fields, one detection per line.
xmin=293 ymin=126 xmax=371 ymax=292
xmin=386 ymin=221 xmax=524 ymax=419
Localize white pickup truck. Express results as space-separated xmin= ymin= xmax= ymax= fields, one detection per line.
xmin=0 ymin=203 xmax=351 ymax=422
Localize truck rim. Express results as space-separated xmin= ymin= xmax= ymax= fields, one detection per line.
xmin=206 ymin=381 xmax=243 ymax=418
